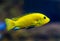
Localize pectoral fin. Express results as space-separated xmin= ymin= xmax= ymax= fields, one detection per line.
xmin=25 ymin=23 xmax=35 ymax=29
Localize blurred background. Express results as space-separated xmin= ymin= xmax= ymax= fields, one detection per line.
xmin=0 ymin=0 xmax=60 ymax=41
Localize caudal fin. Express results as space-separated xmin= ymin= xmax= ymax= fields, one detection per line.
xmin=5 ymin=18 xmax=15 ymax=31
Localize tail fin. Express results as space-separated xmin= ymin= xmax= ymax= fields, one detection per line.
xmin=5 ymin=18 xmax=15 ymax=31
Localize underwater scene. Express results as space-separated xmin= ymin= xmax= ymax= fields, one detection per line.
xmin=0 ymin=0 xmax=60 ymax=41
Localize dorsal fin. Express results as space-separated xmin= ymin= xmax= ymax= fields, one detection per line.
xmin=12 ymin=16 xmax=20 ymax=21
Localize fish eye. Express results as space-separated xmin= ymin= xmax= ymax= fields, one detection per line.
xmin=44 ymin=17 xmax=46 ymax=19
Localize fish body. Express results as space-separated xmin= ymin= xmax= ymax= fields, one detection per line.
xmin=5 ymin=13 xmax=50 ymax=31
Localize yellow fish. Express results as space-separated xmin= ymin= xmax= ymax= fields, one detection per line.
xmin=5 ymin=13 xmax=50 ymax=31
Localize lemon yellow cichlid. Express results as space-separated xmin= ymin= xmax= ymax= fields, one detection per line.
xmin=5 ymin=13 xmax=50 ymax=31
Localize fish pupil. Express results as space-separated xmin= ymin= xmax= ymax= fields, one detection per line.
xmin=44 ymin=17 xmax=46 ymax=19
